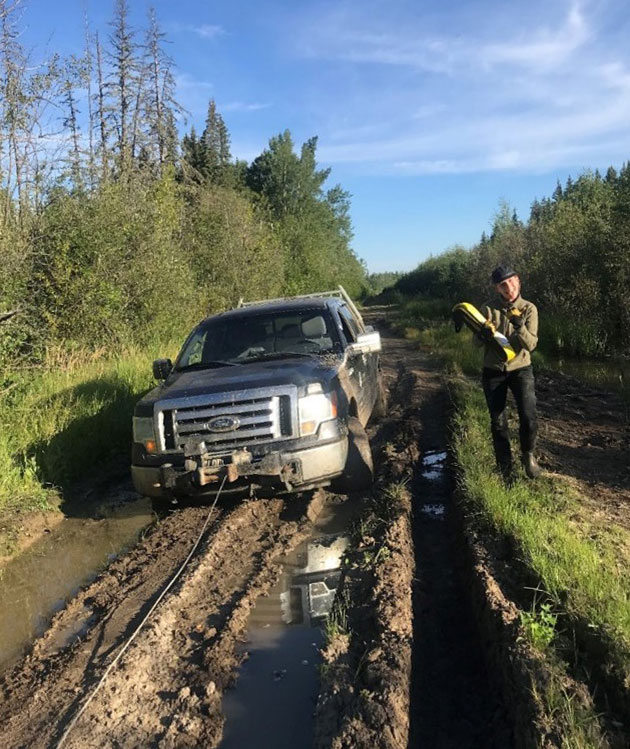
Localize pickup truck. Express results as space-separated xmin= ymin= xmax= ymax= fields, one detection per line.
xmin=131 ymin=288 xmax=385 ymax=500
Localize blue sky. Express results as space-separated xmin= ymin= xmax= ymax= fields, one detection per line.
xmin=21 ymin=0 xmax=630 ymax=272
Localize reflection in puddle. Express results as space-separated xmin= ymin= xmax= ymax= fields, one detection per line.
xmin=423 ymin=450 xmax=447 ymax=466
xmin=420 ymin=503 xmax=446 ymax=519
xmin=0 ymin=497 xmax=153 ymax=669
xmin=421 ymin=450 xmax=447 ymax=481
xmin=422 ymin=469 xmax=442 ymax=481
xmin=278 ymin=535 xmax=348 ymax=626
xmin=221 ymin=530 xmax=349 ymax=749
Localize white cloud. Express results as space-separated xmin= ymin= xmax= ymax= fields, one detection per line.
xmin=294 ymin=0 xmax=630 ymax=175
xmin=221 ymin=101 xmax=271 ymax=113
xmin=301 ymin=1 xmax=590 ymax=76
xmin=481 ymin=2 xmax=589 ymax=70
xmin=175 ymin=73 xmax=214 ymax=92
xmin=194 ymin=24 xmax=225 ymax=39
xmin=170 ymin=22 xmax=225 ymax=40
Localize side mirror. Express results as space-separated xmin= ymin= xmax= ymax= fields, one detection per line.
xmin=153 ymin=358 xmax=173 ymax=380
xmin=347 ymin=331 xmax=382 ymax=356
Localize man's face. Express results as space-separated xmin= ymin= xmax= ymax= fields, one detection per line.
xmin=496 ymin=274 xmax=520 ymax=303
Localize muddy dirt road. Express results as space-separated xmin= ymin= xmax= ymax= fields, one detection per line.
xmin=7 ymin=318 xmax=609 ymax=747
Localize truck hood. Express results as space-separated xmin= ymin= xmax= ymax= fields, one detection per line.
xmin=135 ymin=355 xmax=343 ymax=413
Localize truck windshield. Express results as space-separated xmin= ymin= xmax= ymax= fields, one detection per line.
xmin=176 ymin=309 xmax=341 ymax=369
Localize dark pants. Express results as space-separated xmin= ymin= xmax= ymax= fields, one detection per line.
xmin=482 ymin=365 xmax=538 ymax=471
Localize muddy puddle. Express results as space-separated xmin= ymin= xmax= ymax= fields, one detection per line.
xmin=221 ymin=497 xmax=353 ymax=749
xmin=0 ymin=495 xmax=153 ymax=670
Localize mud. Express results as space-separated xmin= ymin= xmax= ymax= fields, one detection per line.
xmin=314 ymin=333 xmax=513 ymax=748
xmin=406 ymin=359 xmax=512 ymax=748
xmin=2 ymin=312 xmax=629 ymax=748
xmin=536 ymin=369 xmax=630 ymax=527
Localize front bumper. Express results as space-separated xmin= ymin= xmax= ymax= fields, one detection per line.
xmin=131 ymin=437 xmax=348 ymax=498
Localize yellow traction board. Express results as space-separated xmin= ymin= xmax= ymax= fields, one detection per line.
xmin=452 ymin=302 xmax=516 ymax=364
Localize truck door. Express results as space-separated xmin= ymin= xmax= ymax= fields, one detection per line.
xmin=338 ymin=304 xmax=372 ymax=424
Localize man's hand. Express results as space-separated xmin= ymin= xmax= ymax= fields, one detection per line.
xmin=476 ymin=321 xmax=495 ymax=343
xmin=506 ymin=306 xmax=524 ymax=330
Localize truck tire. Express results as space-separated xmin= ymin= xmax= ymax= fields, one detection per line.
xmin=371 ymin=375 xmax=388 ymax=420
xmin=336 ymin=417 xmax=374 ymax=493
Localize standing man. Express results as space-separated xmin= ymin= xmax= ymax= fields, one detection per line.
xmin=474 ymin=265 xmax=541 ymax=480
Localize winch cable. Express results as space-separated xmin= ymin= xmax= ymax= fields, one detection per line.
xmin=56 ymin=475 xmax=228 ymax=749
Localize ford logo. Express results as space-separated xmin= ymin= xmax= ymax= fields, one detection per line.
xmin=205 ymin=415 xmax=240 ymax=433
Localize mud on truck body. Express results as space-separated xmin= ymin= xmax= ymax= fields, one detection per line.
xmin=131 ymin=287 xmax=385 ymax=500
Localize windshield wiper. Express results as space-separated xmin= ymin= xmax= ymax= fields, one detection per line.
xmin=176 ymin=360 xmax=236 ymax=371
xmin=241 ymin=351 xmax=316 ymax=362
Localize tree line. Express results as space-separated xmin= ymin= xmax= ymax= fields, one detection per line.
xmin=393 ymin=169 xmax=630 ymax=357
xmin=0 ymin=0 xmax=367 ymax=371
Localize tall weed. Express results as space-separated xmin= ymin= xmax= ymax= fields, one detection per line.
xmin=0 ymin=340 xmax=179 ymax=515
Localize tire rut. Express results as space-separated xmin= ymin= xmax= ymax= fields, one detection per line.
xmin=60 ymin=497 xmax=313 ymax=748
xmin=1 ymin=495 xmax=315 ymax=748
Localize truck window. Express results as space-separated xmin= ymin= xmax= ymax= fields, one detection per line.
xmin=176 ymin=309 xmax=341 ymax=367
xmin=339 ymin=305 xmax=361 ymax=342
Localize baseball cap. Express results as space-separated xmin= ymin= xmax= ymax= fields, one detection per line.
xmin=491 ymin=265 xmax=517 ymax=284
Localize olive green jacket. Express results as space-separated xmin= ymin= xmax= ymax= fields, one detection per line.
xmin=473 ymin=295 xmax=538 ymax=371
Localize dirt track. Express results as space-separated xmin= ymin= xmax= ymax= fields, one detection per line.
xmin=2 ymin=318 xmax=628 ymax=747
xmin=0 ymin=322 xmax=515 ymax=748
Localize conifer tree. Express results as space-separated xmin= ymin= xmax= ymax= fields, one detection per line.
xmin=107 ymin=0 xmax=141 ymax=176
xmin=145 ymin=7 xmax=181 ymax=173
xmin=201 ymin=99 xmax=231 ymax=183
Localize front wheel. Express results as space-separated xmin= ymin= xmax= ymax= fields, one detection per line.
xmin=335 ymin=417 xmax=374 ymax=493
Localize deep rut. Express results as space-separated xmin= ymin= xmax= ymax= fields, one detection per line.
xmin=407 ymin=365 xmax=512 ymax=747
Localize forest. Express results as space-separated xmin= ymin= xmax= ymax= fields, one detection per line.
xmin=393 ymin=170 xmax=630 ymax=357
xmin=0 ymin=0 xmax=367 ymax=374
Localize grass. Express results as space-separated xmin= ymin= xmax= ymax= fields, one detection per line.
xmin=324 ymin=588 xmax=350 ymax=641
xmin=519 ymin=600 xmax=558 ymax=651
xmin=395 ymin=300 xmax=630 ymax=743
xmin=451 ymin=379 xmax=630 ymax=665
xmin=0 ymin=338 xmax=181 ymax=520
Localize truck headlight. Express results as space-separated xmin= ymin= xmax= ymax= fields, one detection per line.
xmin=298 ymin=391 xmax=338 ymax=436
xmin=133 ymin=416 xmax=158 ymax=453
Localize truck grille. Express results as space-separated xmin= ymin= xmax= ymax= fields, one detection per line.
xmin=157 ymin=387 xmax=297 ymax=453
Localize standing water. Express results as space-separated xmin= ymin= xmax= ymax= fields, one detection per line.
xmin=221 ymin=498 xmax=353 ymax=749
xmin=0 ymin=492 xmax=154 ymax=670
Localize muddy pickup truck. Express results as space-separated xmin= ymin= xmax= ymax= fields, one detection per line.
xmin=131 ymin=288 xmax=385 ymax=500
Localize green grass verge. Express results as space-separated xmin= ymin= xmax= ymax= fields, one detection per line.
xmin=0 ymin=340 xmax=179 ymax=520
xmin=451 ymin=378 xmax=630 ymax=660
xmin=450 ymin=379 xmax=622 ymax=745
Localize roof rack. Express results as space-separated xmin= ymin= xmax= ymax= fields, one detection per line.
xmin=236 ymin=285 xmax=364 ymax=325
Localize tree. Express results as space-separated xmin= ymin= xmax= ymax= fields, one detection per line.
xmin=200 ymin=99 xmax=231 ymax=182
xmin=246 ymin=131 xmax=364 ymax=294
xmin=60 ymin=55 xmax=88 ymax=190
xmin=144 ymin=7 xmax=181 ymax=173
xmin=107 ymin=0 xmax=141 ymax=176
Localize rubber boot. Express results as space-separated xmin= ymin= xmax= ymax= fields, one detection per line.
xmin=521 ymin=452 xmax=541 ymax=479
